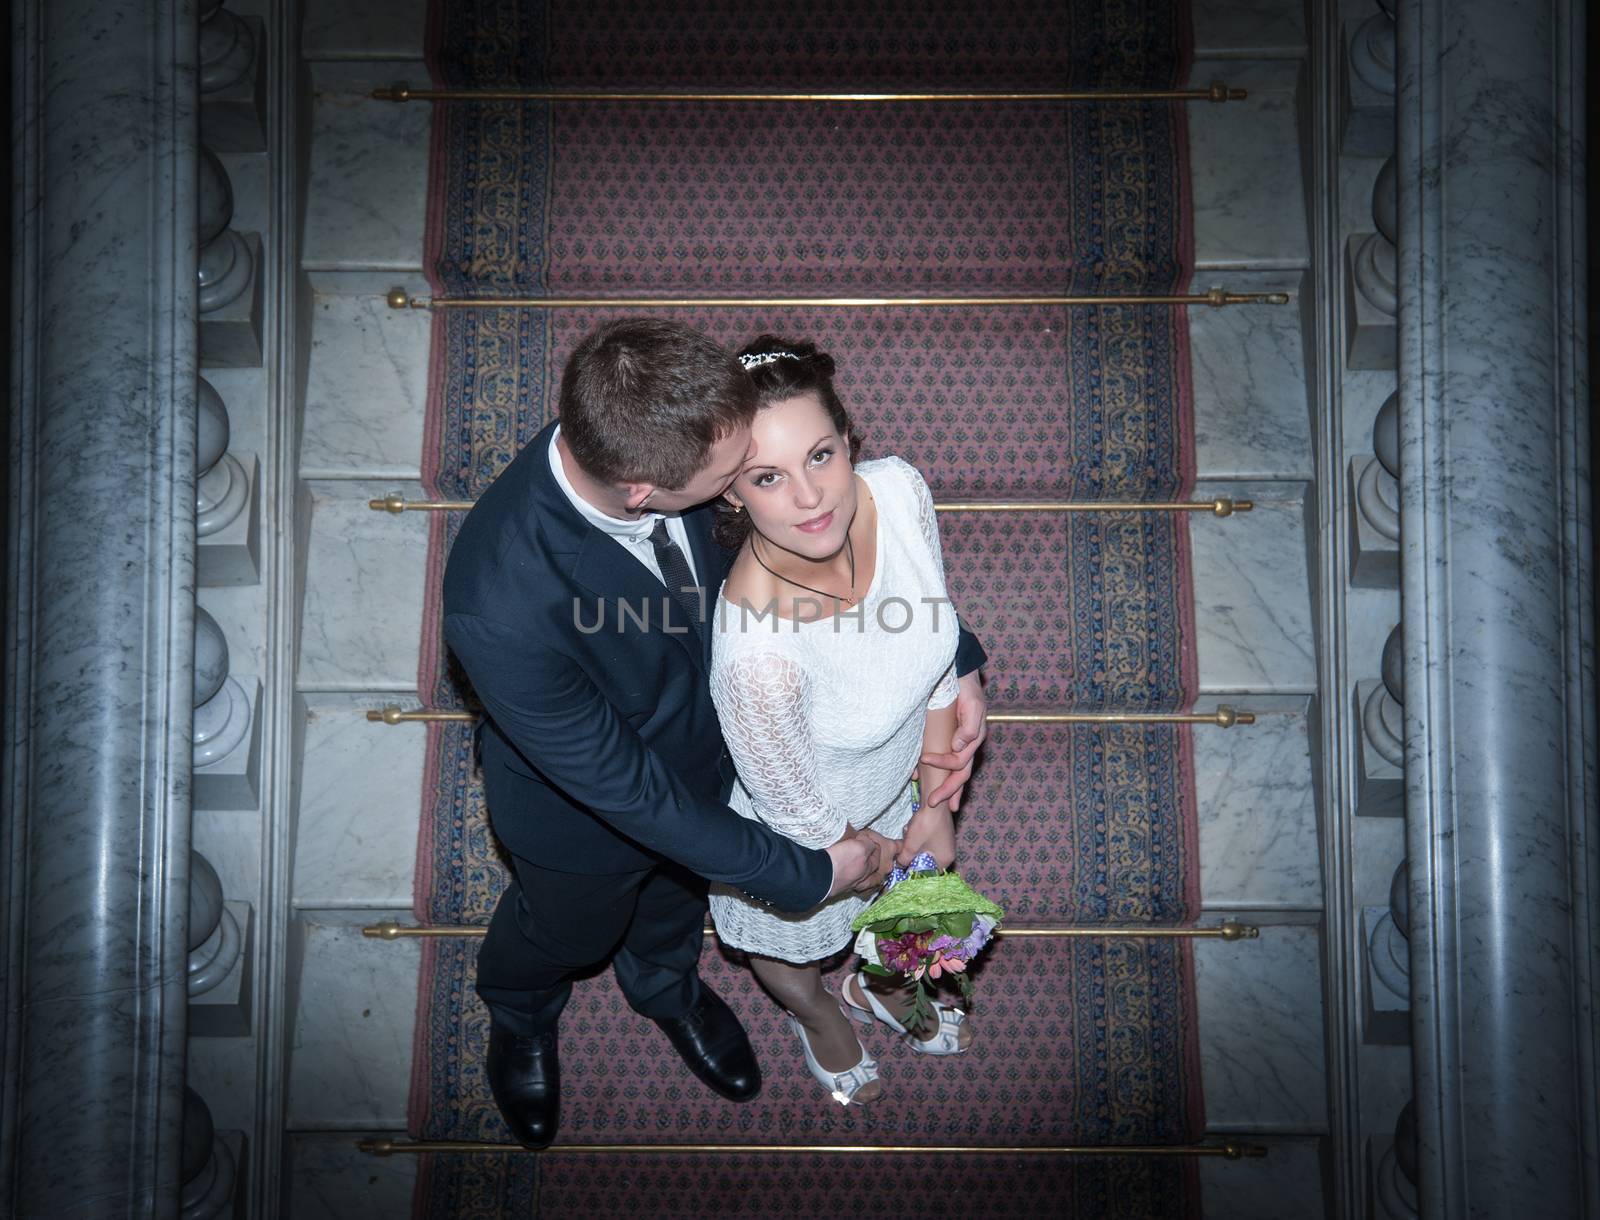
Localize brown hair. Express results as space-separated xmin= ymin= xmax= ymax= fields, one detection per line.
xmin=558 ymin=318 xmax=756 ymax=489
xmin=713 ymin=335 xmax=863 ymax=550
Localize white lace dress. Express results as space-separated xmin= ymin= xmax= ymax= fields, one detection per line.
xmin=707 ymin=456 xmax=959 ymax=964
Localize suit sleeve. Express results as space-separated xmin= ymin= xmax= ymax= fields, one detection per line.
xmin=445 ymin=610 xmax=833 ymax=912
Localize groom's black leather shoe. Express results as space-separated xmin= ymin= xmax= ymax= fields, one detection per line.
xmin=486 ymin=1024 xmax=560 ymax=1148
xmin=653 ymin=985 xmax=762 ymax=1101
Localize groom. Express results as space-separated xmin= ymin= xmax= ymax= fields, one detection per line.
xmin=442 ymin=318 xmax=989 ymax=1147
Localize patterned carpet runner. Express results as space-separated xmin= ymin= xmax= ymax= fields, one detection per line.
xmin=408 ymin=4 xmax=1202 ymax=1216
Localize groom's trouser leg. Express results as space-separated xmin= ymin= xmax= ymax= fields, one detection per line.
xmin=475 ymin=856 xmax=649 ymax=1037
xmin=611 ymin=861 xmax=709 ymax=1021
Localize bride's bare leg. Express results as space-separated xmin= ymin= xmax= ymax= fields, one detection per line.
xmin=843 ymin=972 xmax=975 ymax=1049
xmin=749 ymin=955 xmax=883 ymax=1101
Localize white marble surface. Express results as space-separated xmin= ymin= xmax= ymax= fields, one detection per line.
xmin=1190 ymin=59 xmax=1308 ymax=270
xmin=302 ymin=91 xmax=429 ymax=272
xmin=1190 ymin=270 xmax=1312 ymax=480
xmin=1199 ymin=1136 xmax=1326 ymax=1218
xmin=1192 ymin=0 xmax=1308 ymax=59
xmin=1196 ymin=706 xmax=1321 ymax=911
xmin=216 ymin=150 xmax=267 ymax=246
xmin=286 ymin=1133 xmax=419 ymax=1219
xmin=302 ymin=0 xmax=428 ymax=60
xmin=194 ymin=366 xmax=265 ymax=467
xmin=1190 ymin=485 xmax=1317 ymax=693
xmin=287 ymin=915 xmax=420 ymax=1128
xmin=187 ymin=1035 xmax=260 ymax=1136
xmin=1339 ymin=153 xmax=1387 ymax=241
xmin=192 ymin=807 xmax=263 ymax=912
xmin=296 ymin=480 xmax=428 ymax=691
xmin=1196 ymin=922 xmax=1328 ymax=1132
xmin=293 ymin=693 xmax=426 ymax=907
xmin=197 ymin=583 xmax=268 ymax=686
xmin=1345 ymin=585 xmax=1400 ymax=684
xmin=300 ymin=294 xmax=430 ymax=479
xmin=1357 ymin=1042 xmax=1413 ymax=1149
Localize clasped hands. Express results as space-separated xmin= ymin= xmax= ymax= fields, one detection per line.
xmin=825 ymin=803 xmax=958 ymax=898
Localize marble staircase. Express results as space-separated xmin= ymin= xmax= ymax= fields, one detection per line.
xmin=241 ymin=2 xmax=1337 ymax=1214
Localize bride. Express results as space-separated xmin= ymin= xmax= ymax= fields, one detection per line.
xmin=708 ymin=335 xmax=976 ymax=1105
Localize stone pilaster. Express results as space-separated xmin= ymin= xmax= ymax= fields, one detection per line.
xmin=4 ymin=0 xmax=198 ymax=1213
xmin=1396 ymin=1 xmax=1598 ymax=1215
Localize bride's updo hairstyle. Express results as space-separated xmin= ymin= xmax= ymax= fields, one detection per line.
xmin=714 ymin=335 xmax=864 ymax=549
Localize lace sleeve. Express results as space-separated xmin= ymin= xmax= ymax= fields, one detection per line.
xmin=712 ymin=649 xmax=852 ymax=849
xmin=885 ymin=458 xmax=960 ymax=710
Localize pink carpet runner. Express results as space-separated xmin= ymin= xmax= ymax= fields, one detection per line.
xmin=406 ymin=4 xmax=1205 ymax=1215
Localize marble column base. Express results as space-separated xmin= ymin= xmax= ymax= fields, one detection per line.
xmin=200 ymin=14 xmax=265 ymax=153
xmin=190 ymin=900 xmax=254 ymax=1039
xmin=197 ymin=451 xmax=261 ymax=586
xmin=193 ymin=675 xmax=263 ymax=811
xmin=182 ymin=1128 xmax=245 ymax=1220
xmin=1349 ymin=454 xmax=1401 ymax=587
xmin=1354 ymin=679 xmax=1404 ymax=817
xmin=1344 ymin=234 xmax=1398 ymax=369
xmin=199 ymin=231 xmax=264 ymax=368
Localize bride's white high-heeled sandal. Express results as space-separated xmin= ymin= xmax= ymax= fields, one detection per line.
xmin=841 ymin=970 xmax=972 ymax=1055
xmin=786 ymin=1006 xmax=881 ymax=1105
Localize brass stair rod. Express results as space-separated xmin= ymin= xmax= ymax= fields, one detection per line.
xmin=385 ymin=287 xmax=1289 ymax=310
xmin=365 ymin=704 xmax=1256 ymax=727
xmin=368 ymin=493 xmax=1254 ymax=517
xmin=359 ymin=1137 xmax=1268 ymax=1159
xmin=362 ymin=919 xmax=1260 ymax=941
xmin=371 ymin=81 xmax=1248 ymax=105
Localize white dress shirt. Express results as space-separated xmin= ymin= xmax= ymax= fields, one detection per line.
xmin=547 ymin=424 xmax=699 ymax=587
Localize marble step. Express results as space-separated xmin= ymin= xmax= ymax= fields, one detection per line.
xmin=302 ymin=280 xmax=1312 ymax=493
xmin=302 ymin=0 xmax=1308 ymax=70
xmin=283 ymin=912 xmax=1326 ymax=1135
xmin=294 ymin=478 xmax=1315 ymax=695
xmin=302 ymin=60 xmax=1310 ymax=281
xmin=285 ymin=1129 xmax=1327 ymax=1220
xmin=292 ymin=694 xmax=1319 ymax=913
xmin=300 ymin=269 xmax=1311 ymax=484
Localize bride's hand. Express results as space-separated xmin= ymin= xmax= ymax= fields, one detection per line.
xmin=897 ymin=805 xmax=956 ymax=870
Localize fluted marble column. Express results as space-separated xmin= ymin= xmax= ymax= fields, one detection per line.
xmin=1397 ymin=1 xmax=1598 ymax=1216
xmin=4 ymin=0 xmax=198 ymax=1213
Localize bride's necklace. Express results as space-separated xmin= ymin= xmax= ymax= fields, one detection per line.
xmin=750 ymin=533 xmax=859 ymax=608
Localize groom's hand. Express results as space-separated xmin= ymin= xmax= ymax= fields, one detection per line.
xmin=824 ymin=826 xmax=883 ymax=899
xmin=920 ymin=670 xmax=989 ymax=810
xmin=852 ymin=828 xmax=902 ymax=892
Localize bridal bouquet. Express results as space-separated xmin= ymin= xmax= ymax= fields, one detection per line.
xmin=850 ymin=849 xmax=1005 ymax=1029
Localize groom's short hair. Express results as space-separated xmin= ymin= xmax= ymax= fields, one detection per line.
xmin=558 ymin=318 xmax=754 ymax=490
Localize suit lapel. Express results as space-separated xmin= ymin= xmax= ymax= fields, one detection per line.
xmin=570 ymin=529 xmax=704 ymax=667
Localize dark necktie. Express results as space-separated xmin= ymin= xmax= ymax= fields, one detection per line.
xmin=648 ymin=519 xmax=704 ymax=638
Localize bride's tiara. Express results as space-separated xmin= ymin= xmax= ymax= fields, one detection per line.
xmin=737 ymin=350 xmax=797 ymax=371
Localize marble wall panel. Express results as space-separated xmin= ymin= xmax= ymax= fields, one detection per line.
xmin=1196 ymin=922 xmax=1328 ymax=1131
xmin=286 ymin=1133 xmax=419 ymax=1219
xmin=1190 ymin=489 xmax=1317 ymax=693
xmin=1192 ymin=0 xmax=1308 ymax=59
xmin=1199 ymin=1136 xmax=1327 ymax=1219
xmin=297 ymin=480 xmax=428 ymax=691
xmin=1189 ymin=60 xmax=1309 ymax=270
xmin=286 ymin=915 xmax=420 ymax=1128
xmin=302 ymin=0 xmax=428 ymax=60
xmin=300 ymin=294 xmax=431 ymax=479
xmin=302 ymin=91 xmax=430 ymax=272
xmin=1189 ymin=271 xmax=1312 ymax=480
xmin=293 ymin=693 xmax=427 ymax=908
xmin=1196 ymin=707 xmax=1321 ymax=910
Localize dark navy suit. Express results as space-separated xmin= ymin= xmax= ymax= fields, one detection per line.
xmin=442 ymin=420 xmax=984 ymax=1032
